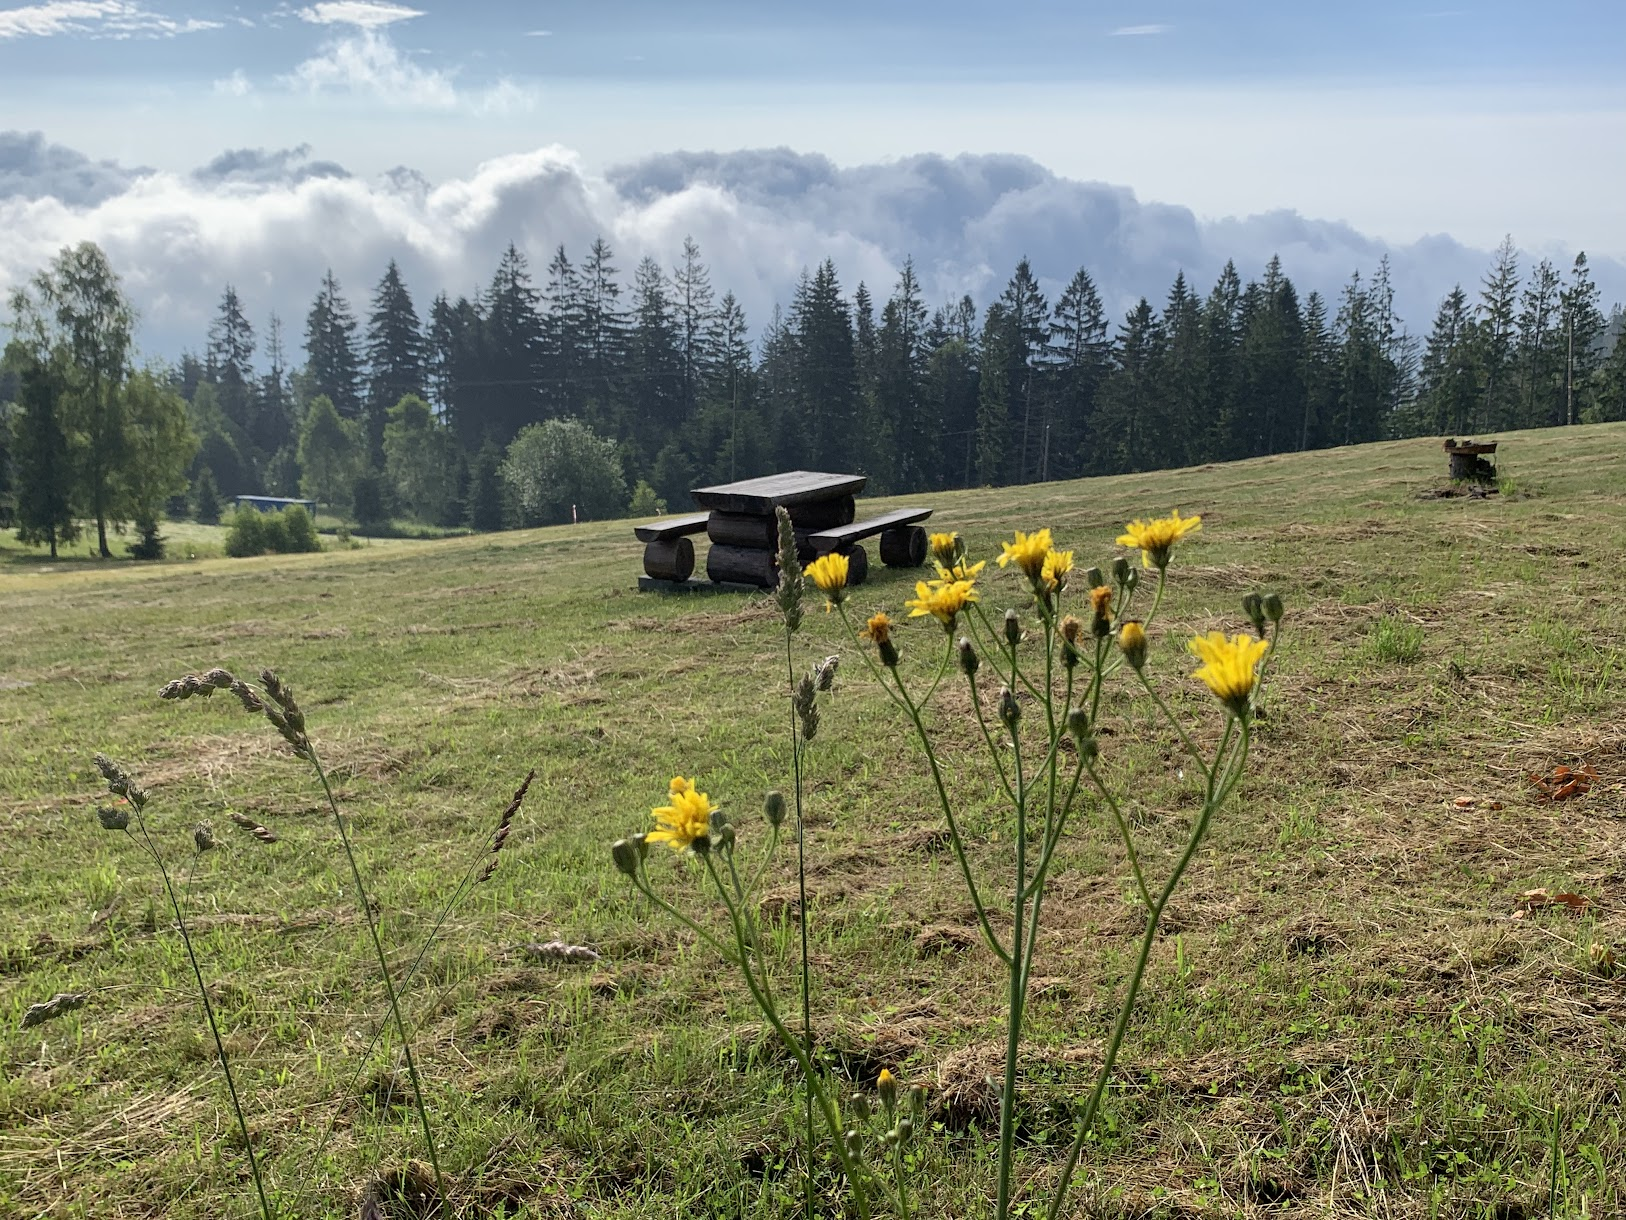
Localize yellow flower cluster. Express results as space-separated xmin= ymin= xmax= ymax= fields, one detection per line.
xmin=805 ymin=552 xmax=850 ymax=607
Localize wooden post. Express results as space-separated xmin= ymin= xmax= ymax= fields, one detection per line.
xmin=879 ymin=525 xmax=928 ymax=568
xmin=643 ymin=537 xmax=695 ymax=582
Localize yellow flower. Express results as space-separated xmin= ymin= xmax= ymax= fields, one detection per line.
xmin=929 ymin=532 xmax=962 ymax=566
xmin=804 ymin=552 xmax=849 ymax=605
xmin=1041 ymin=549 xmax=1074 ymax=592
xmin=669 ymin=776 xmax=696 ymax=796
xmin=1117 ymin=510 xmax=1201 ymax=569
xmin=905 ymin=577 xmax=978 ymax=630
xmin=1088 ymin=584 xmax=1113 ymax=620
xmin=1187 ymin=631 xmax=1269 ymax=715
xmin=997 ymin=529 xmax=1053 ymax=583
xmin=649 ymin=783 xmax=716 ymax=851
xmin=860 ymin=612 xmax=894 ymax=645
xmin=936 ymin=559 xmax=986 ymax=582
xmin=1118 ymin=620 xmax=1147 ymax=670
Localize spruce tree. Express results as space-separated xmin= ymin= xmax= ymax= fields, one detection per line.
xmin=542 ymin=245 xmax=584 ymax=418
xmin=1298 ymin=291 xmax=1339 ymax=450
xmin=672 ymin=237 xmax=718 ymax=427
xmin=304 ymin=270 xmax=364 ymax=420
xmin=1154 ymin=272 xmax=1204 ymax=469
xmin=483 ymin=245 xmax=546 ymax=443
xmin=580 ymin=238 xmax=629 ymax=431
xmin=365 ymin=260 xmax=426 ymax=462
xmin=256 ymin=313 xmax=295 ymax=460
xmin=1559 ymin=253 xmax=1605 ymax=425
xmin=999 ymin=259 xmax=1049 ymax=482
xmin=789 ymin=259 xmax=859 ymax=471
xmin=872 ymin=260 xmax=930 ymax=491
xmin=1474 ymin=237 xmax=1520 ymax=431
xmin=1048 ymin=267 xmax=1111 ymax=479
xmin=207 ymin=285 xmax=257 ymax=446
xmin=1095 ymin=300 xmax=1164 ymax=474
xmin=628 ymin=256 xmax=683 ymax=463
xmin=193 ymin=466 xmax=222 ymax=524
xmin=925 ymin=296 xmax=981 ymax=489
xmin=975 ymin=304 xmax=1012 ymax=485
xmin=1515 ymin=259 xmax=1563 ymax=428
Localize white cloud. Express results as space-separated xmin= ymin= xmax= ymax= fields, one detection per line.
xmin=1 ymin=140 xmax=1621 ymax=366
xmin=522 ymin=29 xmax=551 ymax=37
xmin=0 ymin=0 xmax=221 ymax=39
xmin=296 ymin=1 xmax=422 ymax=27
xmin=276 ymin=21 xmax=535 ymax=113
xmin=1110 ymin=24 xmax=1171 ymax=36
xmin=213 ymin=69 xmax=252 ymax=97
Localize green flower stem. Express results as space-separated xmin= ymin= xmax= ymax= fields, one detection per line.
xmin=969 ymin=602 xmax=1047 ymax=703
xmin=127 ymin=823 xmax=275 ymax=1220
xmin=965 ymin=668 xmax=1018 ymax=806
xmin=887 ymin=665 xmax=1012 ymax=967
xmin=308 ymin=750 xmax=446 ymax=1210
xmin=782 ymin=627 xmax=817 ymax=1220
xmin=1025 ymin=759 xmax=1086 ymax=904
xmin=893 ymin=1135 xmax=911 ymax=1220
xmin=630 ymin=869 xmax=740 ymax=964
xmin=1135 ymin=670 xmax=1212 ymax=784
xmin=994 ymin=712 xmax=1028 ymax=1220
xmin=1082 ymin=765 xmax=1153 ymax=910
xmin=702 ymin=855 xmax=892 ymax=1220
xmin=1045 ymin=724 xmax=1251 ymax=1220
xmin=743 ymin=823 xmax=782 ymax=902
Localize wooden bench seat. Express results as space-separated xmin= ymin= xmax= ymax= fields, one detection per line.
xmin=807 ymin=507 xmax=933 ymax=569
xmin=635 ymin=513 xmax=709 ymax=582
xmin=633 ymin=512 xmax=710 ymax=543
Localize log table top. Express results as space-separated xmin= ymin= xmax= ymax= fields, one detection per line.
xmin=690 ymin=470 xmax=868 ymax=515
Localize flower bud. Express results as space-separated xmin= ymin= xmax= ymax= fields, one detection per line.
xmin=691 ymin=833 xmax=712 ymax=857
xmin=879 ymin=639 xmax=900 ymax=668
xmin=631 ymin=832 xmax=650 ymax=860
xmin=1263 ymin=592 xmax=1285 ymax=623
xmin=1066 ymin=708 xmax=1098 ymax=761
xmin=1242 ymin=592 xmax=1267 ymax=636
xmin=1123 ymin=567 xmax=1140 ymax=592
xmin=877 ymin=1068 xmax=899 ymax=1111
xmin=998 ymin=686 xmax=1020 ymax=728
xmin=1004 ymin=609 xmax=1021 ymax=648
xmin=850 ymin=1094 xmax=872 ymax=1123
xmin=611 ymin=838 xmax=639 ymax=877
xmin=909 ymin=1084 xmax=925 ymax=1117
xmin=845 ymin=1129 xmax=863 ymax=1158
xmin=1111 ymin=556 xmax=1131 ymax=587
xmin=884 ymin=1129 xmax=900 ymax=1147
xmin=193 ymin=821 xmax=218 ymax=853
xmin=1118 ymin=620 xmax=1147 ymax=670
xmin=714 ymin=822 xmax=737 ymax=852
xmin=1084 ymin=566 xmax=1105 ymax=591
xmin=957 ymin=637 xmax=979 ymax=678
xmin=764 ymin=791 xmax=787 ymax=828
xmin=896 ymin=1117 xmax=914 ymax=1143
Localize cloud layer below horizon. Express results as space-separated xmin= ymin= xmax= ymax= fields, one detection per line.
xmin=2 ymin=130 xmax=1621 ymax=363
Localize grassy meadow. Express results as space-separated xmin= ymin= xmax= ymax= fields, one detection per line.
xmin=2 ymin=424 xmax=1624 ymax=1219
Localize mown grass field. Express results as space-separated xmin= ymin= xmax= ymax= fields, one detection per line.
xmin=2 ymin=424 xmax=1624 ymax=1219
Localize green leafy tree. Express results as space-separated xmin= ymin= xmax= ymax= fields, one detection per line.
xmin=119 ymin=368 xmax=198 ymax=556
xmin=8 ymin=347 xmax=79 ymax=557
xmin=351 ymin=471 xmax=388 ymax=533
xmin=9 ymin=242 xmax=135 ymax=557
xmin=628 ymin=479 xmax=666 ymax=517
xmin=298 ymin=393 xmax=361 ymax=512
xmin=500 ymin=417 xmax=626 ymax=526
xmin=382 ymin=393 xmax=453 ymax=522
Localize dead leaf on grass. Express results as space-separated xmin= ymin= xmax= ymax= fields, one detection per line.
xmin=1529 ymin=764 xmax=1597 ymax=801
xmin=1512 ymin=888 xmax=1592 ymax=918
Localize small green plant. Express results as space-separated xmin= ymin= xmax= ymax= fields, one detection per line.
xmin=628 ymin=479 xmax=667 ymax=517
xmin=1371 ymin=614 xmax=1425 ymax=664
xmin=225 ymin=505 xmax=322 ymax=557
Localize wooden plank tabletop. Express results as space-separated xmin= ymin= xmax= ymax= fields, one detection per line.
xmin=690 ymin=470 xmax=867 ymax=515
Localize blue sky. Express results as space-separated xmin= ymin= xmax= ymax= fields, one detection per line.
xmin=2 ymin=0 xmax=1623 ymax=357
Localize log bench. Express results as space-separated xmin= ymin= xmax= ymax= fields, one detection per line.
xmin=634 ymin=512 xmax=709 ymax=582
xmin=807 ymin=507 xmax=933 ymax=569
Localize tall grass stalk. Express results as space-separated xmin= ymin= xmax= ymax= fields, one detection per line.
xmin=92 ymin=755 xmax=275 ymax=1220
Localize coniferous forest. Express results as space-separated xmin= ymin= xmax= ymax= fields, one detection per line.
xmin=6 ymin=235 xmax=1626 ymax=543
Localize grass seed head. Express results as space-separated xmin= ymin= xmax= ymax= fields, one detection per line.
xmin=193 ymin=821 xmax=218 ymax=852
xmin=93 ymin=753 xmax=147 ymax=809
xmin=774 ymin=507 xmax=805 ymax=633
xmin=96 ymin=804 xmax=131 ymax=831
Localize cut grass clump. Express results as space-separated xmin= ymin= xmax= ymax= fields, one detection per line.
xmin=1370 ymin=613 xmax=1425 ymax=664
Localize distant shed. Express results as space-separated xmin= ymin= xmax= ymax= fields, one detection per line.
xmin=233 ymin=495 xmax=318 ymax=514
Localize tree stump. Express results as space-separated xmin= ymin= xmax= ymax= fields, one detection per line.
xmin=706 ymin=544 xmax=779 ymax=588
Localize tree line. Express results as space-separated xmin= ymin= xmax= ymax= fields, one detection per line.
xmin=5 ymin=235 xmax=1626 ymax=552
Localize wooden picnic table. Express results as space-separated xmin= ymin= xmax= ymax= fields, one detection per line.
xmin=636 ymin=470 xmax=933 ymax=591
